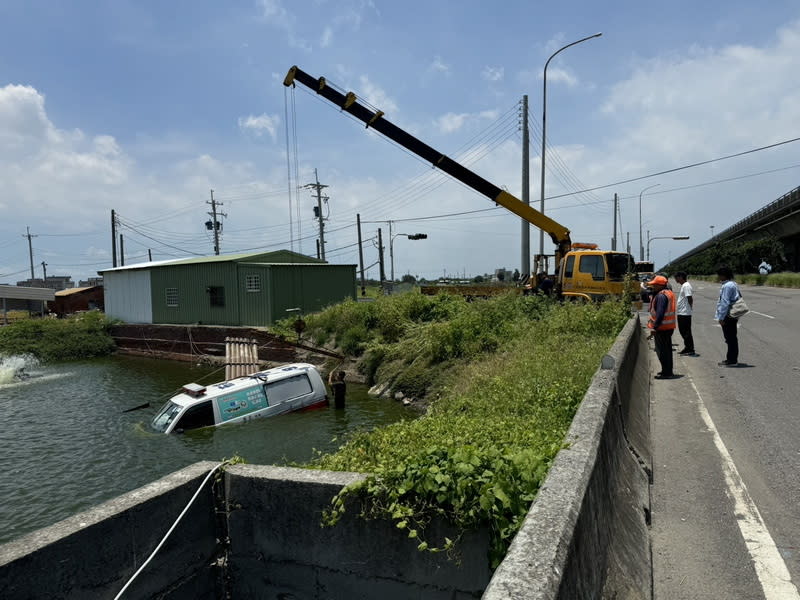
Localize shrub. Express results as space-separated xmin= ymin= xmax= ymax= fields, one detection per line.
xmin=0 ymin=312 xmax=116 ymax=361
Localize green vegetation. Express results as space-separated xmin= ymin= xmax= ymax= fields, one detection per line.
xmin=668 ymin=236 xmax=785 ymax=276
xmin=691 ymin=271 xmax=800 ymax=288
xmin=275 ymin=292 xmax=630 ymax=567
xmin=0 ymin=312 xmax=116 ymax=361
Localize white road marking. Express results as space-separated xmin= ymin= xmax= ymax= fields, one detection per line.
xmin=750 ymin=311 xmax=776 ymax=319
xmin=687 ymin=375 xmax=799 ymax=598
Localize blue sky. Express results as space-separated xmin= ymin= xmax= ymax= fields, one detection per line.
xmin=2 ymin=0 xmax=800 ymax=283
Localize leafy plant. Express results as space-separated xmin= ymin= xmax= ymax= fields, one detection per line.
xmin=297 ymin=293 xmax=630 ymax=568
xmin=0 ymin=311 xmax=116 ymax=361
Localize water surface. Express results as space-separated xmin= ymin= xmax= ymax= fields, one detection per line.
xmin=0 ymin=354 xmax=413 ymax=544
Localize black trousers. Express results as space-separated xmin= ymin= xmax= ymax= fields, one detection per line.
xmin=721 ymin=316 xmax=739 ymax=363
xmin=653 ymin=329 xmax=674 ymax=375
xmin=677 ymin=315 xmax=694 ymax=352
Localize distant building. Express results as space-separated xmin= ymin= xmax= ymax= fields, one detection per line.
xmin=98 ymin=250 xmax=357 ymax=326
xmin=493 ymin=268 xmax=512 ymax=282
xmin=48 ymin=286 xmax=105 ymax=317
xmin=16 ymin=276 xmax=75 ymax=291
xmin=79 ymin=277 xmax=104 ymax=288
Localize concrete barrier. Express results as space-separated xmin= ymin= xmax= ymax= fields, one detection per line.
xmin=0 ymin=316 xmax=650 ymax=599
xmin=224 ymin=464 xmax=490 ymax=599
xmin=483 ymin=316 xmax=651 ymax=599
xmin=0 ymin=461 xmax=221 ymax=600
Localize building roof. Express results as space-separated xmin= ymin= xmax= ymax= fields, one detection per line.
xmin=54 ymin=286 xmax=102 ymax=297
xmin=97 ymin=250 xmax=326 ymax=274
xmin=0 ymin=285 xmax=56 ymax=301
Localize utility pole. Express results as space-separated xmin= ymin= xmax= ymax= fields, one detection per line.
xmin=148 ymin=249 xmax=152 ymax=261
xmin=206 ymin=189 xmax=226 ymax=255
xmin=119 ymin=234 xmax=125 ymax=267
xmin=305 ymin=170 xmax=328 ymax=262
xmin=520 ymin=95 xmax=530 ymax=278
xmin=388 ymin=220 xmax=394 ymax=282
xmin=626 ymin=232 xmax=631 ymax=256
xmin=41 ymin=261 xmax=48 ymax=283
xmin=357 ymin=214 xmax=366 ymax=296
xmin=111 ymin=210 xmax=117 ymax=268
xmin=377 ymin=227 xmax=386 ymax=289
xmin=23 ymin=226 xmax=37 ymax=282
xmin=612 ymin=193 xmax=618 ymax=250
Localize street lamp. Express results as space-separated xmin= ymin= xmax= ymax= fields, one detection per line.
xmin=539 ymin=32 xmax=602 ymax=268
xmin=390 ymin=233 xmax=427 ymax=283
xmin=638 ymin=184 xmax=660 ymax=261
xmin=710 ymin=225 xmax=715 ymax=238
xmin=647 ymin=234 xmax=689 ymax=262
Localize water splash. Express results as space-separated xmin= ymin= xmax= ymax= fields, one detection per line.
xmin=0 ymin=354 xmax=40 ymax=385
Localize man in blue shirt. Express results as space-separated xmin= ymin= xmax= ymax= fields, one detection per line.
xmin=715 ymin=266 xmax=741 ymax=366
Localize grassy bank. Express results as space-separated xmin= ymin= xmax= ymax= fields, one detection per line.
xmin=276 ymin=292 xmax=630 ymax=566
xmin=691 ymin=271 xmax=800 ymax=287
xmin=0 ymin=311 xmax=116 ymax=361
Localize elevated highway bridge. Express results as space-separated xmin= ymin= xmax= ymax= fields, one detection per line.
xmin=665 ymin=185 xmax=800 ymax=272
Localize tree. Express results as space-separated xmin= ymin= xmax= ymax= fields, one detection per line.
xmin=512 ymin=269 xmax=520 ymax=282
xmin=473 ymin=275 xmax=485 ymax=283
xmin=401 ymin=274 xmax=417 ymax=284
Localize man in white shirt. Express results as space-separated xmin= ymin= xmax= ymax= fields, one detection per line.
xmin=675 ymin=272 xmax=695 ymax=355
xmin=758 ymin=259 xmax=772 ymax=275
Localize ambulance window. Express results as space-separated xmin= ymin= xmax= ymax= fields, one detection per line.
xmin=174 ymin=401 xmax=215 ymax=431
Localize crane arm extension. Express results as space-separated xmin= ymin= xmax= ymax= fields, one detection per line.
xmin=284 ymin=66 xmax=571 ymax=255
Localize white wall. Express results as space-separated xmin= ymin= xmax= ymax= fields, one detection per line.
xmin=104 ymin=270 xmax=152 ymax=323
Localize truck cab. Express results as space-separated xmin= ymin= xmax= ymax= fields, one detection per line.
xmin=559 ymin=248 xmax=636 ymax=301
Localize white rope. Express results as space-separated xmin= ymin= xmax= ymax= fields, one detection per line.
xmin=114 ymin=462 xmax=224 ymax=599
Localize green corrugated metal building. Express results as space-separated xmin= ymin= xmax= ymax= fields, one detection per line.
xmin=100 ymin=251 xmax=356 ymax=326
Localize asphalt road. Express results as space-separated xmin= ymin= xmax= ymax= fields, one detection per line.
xmin=649 ymin=281 xmax=800 ymax=600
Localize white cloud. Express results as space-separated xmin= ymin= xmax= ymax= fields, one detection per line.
xmin=256 ymin=0 xmax=310 ymax=51
xmin=435 ymin=112 xmax=469 ymax=134
xmin=320 ymin=26 xmax=333 ymax=48
xmin=238 ymin=113 xmax=280 ymax=140
xmin=358 ymin=75 xmax=398 ymax=114
xmin=481 ymin=66 xmax=504 ymax=82
xmin=434 ymin=110 xmax=500 ymax=134
xmin=543 ymin=67 xmax=577 ymax=87
xmin=429 ymin=56 xmax=450 ymax=74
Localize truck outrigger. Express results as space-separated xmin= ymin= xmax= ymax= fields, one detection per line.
xmin=284 ymin=65 xmax=636 ymax=301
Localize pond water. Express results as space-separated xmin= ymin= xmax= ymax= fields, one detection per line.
xmin=0 ymin=354 xmax=414 ymax=545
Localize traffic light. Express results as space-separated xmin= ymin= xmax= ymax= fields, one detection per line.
xmin=408 ymin=233 xmax=427 ymax=240
xmin=313 ymin=206 xmax=320 ymax=217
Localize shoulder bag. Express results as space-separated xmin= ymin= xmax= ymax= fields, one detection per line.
xmin=729 ymin=293 xmax=749 ymax=319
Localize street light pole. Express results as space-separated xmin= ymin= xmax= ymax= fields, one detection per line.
xmin=539 ymin=32 xmax=602 ymax=270
xmin=638 ymin=183 xmax=660 ymax=261
xmin=647 ymin=234 xmax=690 ymax=262
xmin=390 ymin=233 xmax=427 ymax=283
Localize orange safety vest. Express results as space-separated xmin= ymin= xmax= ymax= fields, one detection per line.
xmin=648 ymin=289 xmax=676 ymax=330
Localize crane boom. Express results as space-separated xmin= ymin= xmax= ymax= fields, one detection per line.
xmin=284 ymin=66 xmax=573 ymax=263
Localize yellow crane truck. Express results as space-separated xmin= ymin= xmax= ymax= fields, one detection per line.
xmin=284 ymin=66 xmax=636 ymax=301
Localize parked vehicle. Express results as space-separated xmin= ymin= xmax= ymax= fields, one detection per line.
xmin=638 ymin=272 xmax=656 ymax=303
xmin=151 ymin=363 xmax=328 ymax=434
xmin=284 ymin=66 xmax=637 ymax=301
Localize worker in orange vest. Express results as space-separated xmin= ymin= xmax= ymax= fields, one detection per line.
xmin=646 ymin=275 xmax=677 ymax=379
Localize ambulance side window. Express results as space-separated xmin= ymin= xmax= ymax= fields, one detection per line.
xmin=174 ymin=401 xmax=215 ymax=431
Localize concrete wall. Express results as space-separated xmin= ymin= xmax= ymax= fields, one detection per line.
xmin=0 ymin=462 xmax=221 ymax=600
xmin=483 ymin=316 xmax=651 ymax=599
xmin=225 ymin=464 xmax=490 ymax=599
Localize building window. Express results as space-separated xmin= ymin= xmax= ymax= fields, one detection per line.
xmin=166 ymin=288 xmax=178 ymax=307
xmin=209 ymin=286 xmax=225 ymax=307
xmin=245 ymin=275 xmax=261 ymax=292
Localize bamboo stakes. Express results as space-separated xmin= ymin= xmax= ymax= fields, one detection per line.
xmin=224 ymin=337 xmax=259 ymax=380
